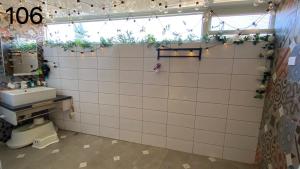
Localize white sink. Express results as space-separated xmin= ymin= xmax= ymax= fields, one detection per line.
xmin=0 ymin=87 xmax=56 ymax=107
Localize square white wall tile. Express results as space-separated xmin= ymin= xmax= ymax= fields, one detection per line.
xmin=143 ymin=121 xmax=166 ymax=136
xmin=226 ymin=120 xmax=260 ymax=137
xmin=142 ymin=134 xmax=166 ymax=148
xmin=143 ymin=85 xmax=168 ymax=98
xmin=202 ymin=44 xmax=234 ymax=59
xmin=99 ymin=93 xmax=119 ymax=105
xmin=193 ymin=142 xmax=223 ymax=158
xmin=100 ymin=126 xmax=119 ymax=139
xmin=120 ymin=58 xmax=143 ymax=70
xmin=120 ymin=106 xmax=142 ymax=120
xmin=60 ymin=68 xmax=78 ymax=79
xmin=44 ymin=56 xmax=59 ymax=63
xmin=143 ymin=72 xmax=169 ymax=85
xmin=223 ymin=147 xmax=255 ymax=164
xmin=194 ymin=130 xmax=225 ymax=146
xmin=98 ymin=70 xmax=119 ymax=82
xmin=197 ymin=88 xmax=230 ymax=104
xmin=80 ymin=103 xmax=99 ymax=114
xmin=228 ymin=105 xmax=262 ymax=122
xmin=81 ymin=114 xmax=99 ymax=125
xmin=120 ymin=95 xmax=142 ymax=108
xmin=78 ymin=50 xmax=96 ymax=57
xmin=79 ymin=80 xmax=98 ymax=92
xmin=198 ymin=74 xmax=231 ymax=89
xmin=168 ymin=87 xmax=197 ymax=101
xmin=61 ymin=79 xmax=78 ymax=90
xmin=120 ymin=118 xmax=142 ymax=132
xmin=196 ymin=102 xmax=228 ymax=119
xmin=98 ymin=57 xmax=119 ymax=70
xmin=195 ymin=116 xmax=226 ymax=132
xmin=144 ymin=58 xmax=169 ymax=72
xmin=81 ymin=123 xmax=99 ymax=136
xmin=231 ymin=75 xmax=260 ymax=91
xmin=232 ymin=59 xmax=264 ymax=75
xmin=100 ymin=115 xmax=119 ymax=128
xmin=169 ymin=73 xmax=198 ymax=87
xmin=120 ymin=83 xmax=142 ymax=96
xmin=167 ymin=113 xmax=195 ymax=128
xmin=224 ymin=134 xmax=258 ymax=151
xmin=59 ymin=57 xmax=78 ymax=68
xmin=166 ymin=138 xmax=193 ymax=153
xmin=168 ymin=100 xmax=196 ymax=115
xmin=99 ymin=104 xmax=119 ymax=117
xmin=78 ymin=57 xmax=97 ymax=69
xmin=80 ymin=91 xmax=98 ymax=103
xmin=120 ymin=130 xmax=142 ymax=143
xmin=48 ymin=68 xmax=61 ymax=79
xmin=119 ymin=44 xmax=143 ymax=58
xmin=57 ymin=47 xmax=75 ymax=57
xmin=199 ymin=59 xmax=233 ymax=74
xmin=234 ymin=42 xmax=265 ymax=59
xmin=143 ymin=97 xmax=168 ymax=111
xmin=98 ymin=46 xmax=119 ymax=57
xmin=229 ymin=90 xmax=264 ymax=107
xmin=170 ymin=58 xmax=199 ymax=73
xmin=78 ymin=69 xmax=98 ymax=80
xmin=120 ymin=71 xmax=143 ymax=83
xmin=143 ymin=46 xmax=156 ymax=58
xmin=167 ymin=125 xmax=194 ymax=141
xmin=99 ymin=82 xmax=119 ymax=94
xmin=43 ymin=46 xmax=57 ymax=57
xmin=47 ymin=79 xmax=62 ymax=89
xmin=143 ymin=109 xmax=167 ymax=124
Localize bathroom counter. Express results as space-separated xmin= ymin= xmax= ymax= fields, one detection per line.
xmin=0 ymin=95 xmax=72 ymax=112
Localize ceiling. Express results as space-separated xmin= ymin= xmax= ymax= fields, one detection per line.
xmin=0 ymin=0 xmax=263 ymax=22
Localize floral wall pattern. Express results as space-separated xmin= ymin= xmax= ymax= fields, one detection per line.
xmin=257 ymin=0 xmax=300 ymax=169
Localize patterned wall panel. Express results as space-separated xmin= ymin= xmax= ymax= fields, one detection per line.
xmin=257 ymin=0 xmax=300 ymax=168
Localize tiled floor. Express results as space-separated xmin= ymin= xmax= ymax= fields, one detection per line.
xmin=0 ymin=130 xmax=258 ymax=169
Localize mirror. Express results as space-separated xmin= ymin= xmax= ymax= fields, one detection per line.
xmin=2 ymin=38 xmax=39 ymax=76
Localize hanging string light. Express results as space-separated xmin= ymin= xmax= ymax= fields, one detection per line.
xmin=195 ymin=1 xmax=200 ymax=11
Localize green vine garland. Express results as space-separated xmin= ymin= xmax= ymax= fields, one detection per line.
xmin=11 ymin=42 xmax=37 ymax=53
xmin=44 ymin=32 xmax=274 ymax=52
xmin=254 ymin=40 xmax=275 ymax=99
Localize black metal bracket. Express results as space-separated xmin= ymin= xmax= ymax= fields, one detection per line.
xmin=157 ymin=48 xmax=202 ymax=60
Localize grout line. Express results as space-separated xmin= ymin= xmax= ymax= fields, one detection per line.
xmin=192 ymin=61 xmax=200 ymax=154
xmin=61 ymin=82 xmax=260 ymax=93
xmin=165 ymin=56 xmax=171 ymax=148
xmin=75 ymin=47 xmax=83 ymax=132
xmin=222 ymin=44 xmax=236 ymax=158
xmin=117 ymin=45 xmax=121 ymax=140
xmin=141 ymin=46 xmax=145 ymax=143
xmin=96 ymin=47 xmax=101 ymax=136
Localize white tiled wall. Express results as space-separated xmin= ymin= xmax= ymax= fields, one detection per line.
xmin=46 ymin=42 xmax=264 ymax=164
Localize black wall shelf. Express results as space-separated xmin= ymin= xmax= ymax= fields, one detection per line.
xmin=157 ymin=48 xmax=202 ymax=60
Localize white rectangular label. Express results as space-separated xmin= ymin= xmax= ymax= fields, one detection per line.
xmin=288 ymin=57 xmax=296 ymax=65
